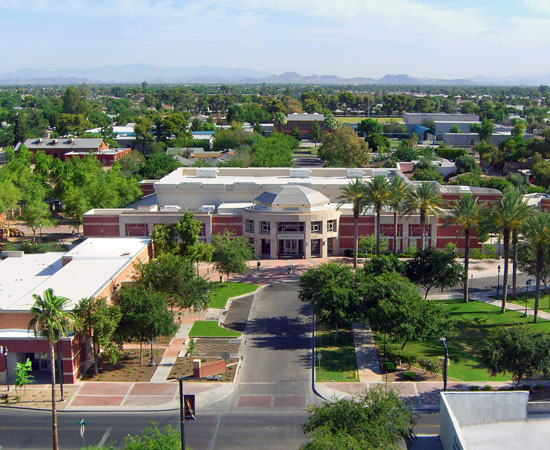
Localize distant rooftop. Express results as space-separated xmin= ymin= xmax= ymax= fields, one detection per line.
xmin=286 ymin=113 xmax=325 ymax=121
xmin=23 ymin=138 xmax=105 ymax=150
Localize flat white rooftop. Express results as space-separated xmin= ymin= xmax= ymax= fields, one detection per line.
xmin=0 ymin=237 xmax=150 ymax=311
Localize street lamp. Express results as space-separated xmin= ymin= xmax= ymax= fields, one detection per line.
xmin=524 ymin=279 xmax=532 ymax=317
xmin=178 ymin=377 xmax=186 ymax=450
xmin=497 ymin=265 xmax=501 ymax=300
xmin=2 ymin=346 xmax=9 ymax=392
xmin=440 ymin=337 xmax=448 ymax=392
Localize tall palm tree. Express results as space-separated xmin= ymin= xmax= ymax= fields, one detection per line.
xmin=362 ymin=175 xmax=391 ymax=256
xmin=404 ymin=182 xmax=443 ymax=251
xmin=338 ymin=179 xmax=368 ymax=269
xmin=511 ymin=201 xmax=532 ymax=299
xmin=522 ymin=213 xmax=550 ymax=323
xmin=388 ymin=176 xmax=407 ymax=254
xmin=28 ymin=289 xmax=75 ymax=450
xmin=446 ymin=194 xmax=481 ymax=303
xmin=483 ymin=187 xmax=531 ymax=313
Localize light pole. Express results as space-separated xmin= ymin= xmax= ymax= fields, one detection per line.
xmin=440 ymin=337 xmax=448 ymax=392
xmin=524 ymin=279 xmax=532 ymax=317
xmin=39 ymin=223 xmax=42 ymax=243
xmin=178 ymin=377 xmax=186 ymax=450
xmin=2 ymin=346 xmax=9 ymax=392
xmin=497 ymin=265 xmax=501 ymax=300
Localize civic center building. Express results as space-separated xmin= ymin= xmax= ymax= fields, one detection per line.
xmin=83 ymin=167 xmax=502 ymax=258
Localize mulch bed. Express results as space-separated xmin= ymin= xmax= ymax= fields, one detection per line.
xmin=168 ymin=357 xmax=238 ymax=382
xmin=81 ymin=349 xmax=165 ymax=382
xmin=381 ymin=364 xmax=443 ymax=383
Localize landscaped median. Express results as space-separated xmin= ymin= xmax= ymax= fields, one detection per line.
xmin=209 ymin=281 xmax=259 ymax=309
xmin=315 ymin=328 xmax=359 ymax=382
xmin=189 ymin=320 xmax=242 ymax=338
xmin=374 ymin=299 xmax=550 ymax=382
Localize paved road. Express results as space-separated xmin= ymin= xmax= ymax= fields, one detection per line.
xmin=0 ymin=282 xmax=315 ymax=450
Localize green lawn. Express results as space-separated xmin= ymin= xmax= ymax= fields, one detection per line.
xmin=316 ymin=329 xmax=359 ymax=382
xmin=508 ymin=289 xmax=550 ymax=314
xmin=336 ymin=116 xmax=404 ymax=124
xmin=188 ymin=321 xmax=241 ymax=338
xmin=209 ymin=282 xmax=259 ymax=309
xmin=376 ymin=299 xmax=550 ymax=382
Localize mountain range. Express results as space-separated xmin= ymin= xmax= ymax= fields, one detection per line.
xmin=1 ymin=65 xmax=550 ymax=86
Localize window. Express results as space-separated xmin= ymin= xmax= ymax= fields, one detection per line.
xmin=311 ymin=221 xmax=322 ymax=234
xmin=278 ymin=222 xmax=305 ymax=233
xmin=260 ymin=221 xmax=270 ymax=234
xmin=327 ymin=220 xmax=337 ymax=232
xmin=246 ymin=219 xmax=255 ymax=233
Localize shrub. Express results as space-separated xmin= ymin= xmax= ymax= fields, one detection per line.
xmin=445 ymin=242 xmax=457 ymax=255
xmin=418 ymin=358 xmax=442 ymax=375
xmin=469 ymin=385 xmax=480 ymax=391
xmin=343 ymin=249 xmax=354 ymax=257
xmin=483 ymin=244 xmax=497 ymax=258
xmin=382 ymin=361 xmax=396 ymax=372
xmin=403 ymin=371 xmax=417 ymax=381
xmin=482 ymin=385 xmax=492 ymax=391
xmin=536 ymin=384 xmax=544 ymax=390
xmin=522 ymin=384 xmax=531 ymax=391
xmin=435 ymin=147 xmax=467 ymax=161
xmin=469 ymin=248 xmax=484 ymax=260
xmin=405 ymin=246 xmax=417 ymax=257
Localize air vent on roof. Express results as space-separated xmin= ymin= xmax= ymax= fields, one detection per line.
xmin=37 ymin=138 xmax=43 ymax=143
xmin=290 ymin=168 xmax=311 ymax=178
xmin=161 ymin=205 xmax=181 ymax=212
xmin=69 ymin=138 xmax=75 ymax=143
xmin=52 ymin=139 xmax=57 ymax=144
xmin=196 ymin=168 xmax=218 ymax=178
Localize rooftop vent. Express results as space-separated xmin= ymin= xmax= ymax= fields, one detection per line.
xmin=52 ymin=139 xmax=57 ymax=144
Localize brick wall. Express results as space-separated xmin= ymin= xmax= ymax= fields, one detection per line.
xmin=192 ymin=359 xmax=226 ymax=378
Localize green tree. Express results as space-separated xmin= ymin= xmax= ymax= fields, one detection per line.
xmin=150 ymin=224 xmax=177 ymax=256
xmin=481 ymin=326 xmax=550 ymax=385
xmin=445 ymin=194 xmax=482 ymax=302
xmin=212 ymin=230 xmax=254 ymax=286
xmin=21 ymin=182 xmax=53 ymax=243
xmin=14 ymin=358 xmax=34 ymax=397
xmin=323 ymin=113 xmax=339 ymax=132
xmin=338 ymin=179 xmax=368 ymax=268
xmin=449 ymin=124 xmax=462 ymax=133
xmin=482 ymin=187 xmax=532 ymax=312
xmin=175 ymin=211 xmax=202 ymax=258
xmin=291 ymin=126 xmax=301 ymax=141
xmin=299 ymin=263 xmax=361 ymax=340
xmin=117 ymin=286 xmax=177 ymax=365
xmin=455 ymin=155 xmax=481 ymax=175
xmin=310 ymin=120 xmax=322 ymax=147
xmin=470 ymin=118 xmax=495 ymax=142
xmin=133 ymin=253 xmax=210 ymax=313
xmin=518 ymin=239 xmax=550 ymax=306
xmin=404 ymin=182 xmax=444 ymax=251
xmin=388 ymin=176 xmax=407 ymax=254
xmin=14 ymin=113 xmax=26 ymax=145
xmin=413 ymin=158 xmax=443 ymax=182
xmin=358 ymin=234 xmax=388 ymax=258
xmin=405 ymin=249 xmax=464 ymax=298
xmin=302 ymin=387 xmax=414 ymax=450
xmin=363 ymin=175 xmax=391 ymax=256
xmin=74 ymin=297 xmax=122 ymax=375
xmin=357 ymin=118 xmax=383 ymax=136
xmin=28 ymin=288 xmax=75 ymax=450
xmin=139 ymin=152 xmax=182 ymax=179
xmin=521 ymin=213 xmax=550 ymax=322
xmin=318 ymin=127 xmax=370 ymax=167
xmin=362 ymin=254 xmax=404 ymax=277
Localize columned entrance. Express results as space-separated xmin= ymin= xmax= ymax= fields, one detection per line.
xmin=278 ymin=239 xmax=304 ymax=257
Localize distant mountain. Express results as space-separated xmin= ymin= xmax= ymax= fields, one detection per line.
xmin=1 ymin=65 xmax=548 ymax=86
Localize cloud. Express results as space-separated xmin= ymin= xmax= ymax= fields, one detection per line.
xmin=523 ymin=0 xmax=550 ymax=15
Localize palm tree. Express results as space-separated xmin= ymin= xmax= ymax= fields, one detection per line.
xmin=363 ymin=175 xmax=391 ymax=256
xmin=522 ymin=213 xmax=550 ymax=323
xmin=28 ymin=288 xmax=75 ymax=450
xmin=388 ymin=176 xmax=407 ymax=254
xmin=338 ymin=179 xmax=368 ymax=269
xmin=404 ymin=182 xmax=443 ymax=251
xmin=483 ymin=187 xmax=531 ymax=313
xmin=446 ymin=194 xmax=481 ymax=303
xmin=511 ymin=201 xmax=532 ymax=299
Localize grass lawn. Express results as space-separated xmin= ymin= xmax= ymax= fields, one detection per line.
xmin=189 ymin=320 xmax=242 ymax=338
xmin=336 ymin=116 xmax=404 ymax=124
xmin=316 ymin=328 xmax=359 ymax=382
xmin=377 ymin=299 xmax=550 ymax=382
xmin=508 ymin=289 xmax=550 ymax=314
xmin=209 ymin=282 xmax=259 ymax=309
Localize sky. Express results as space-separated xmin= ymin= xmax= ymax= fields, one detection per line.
xmin=1 ymin=0 xmax=550 ymax=79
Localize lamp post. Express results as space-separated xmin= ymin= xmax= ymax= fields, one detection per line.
xmin=2 ymin=346 xmax=9 ymax=392
xmin=178 ymin=377 xmax=186 ymax=450
xmin=440 ymin=337 xmax=448 ymax=392
xmin=497 ymin=265 xmax=501 ymax=300
xmin=524 ymin=279 xmax=532 ymax=317
xmin=39 ymin=223 xmax=42 ymax=243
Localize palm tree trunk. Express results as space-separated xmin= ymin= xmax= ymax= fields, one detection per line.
xmin=464 ymin=229 xmax=470 ymax=303
xmin=512 ymin=232 xmax=518 ymax=300
xmin=393 ymin=212 xmax=398 ymax=255
xmin=353 ymin=213 xmax=359 ymax=269
xmin=501 ymin=229 xmax=510 ymax=313
xmin=50 ymin=341 xmax=59 ymax=450
xmin=534 ymin=248 xmax=542 ymax=323
xmin=376 ymin=208 xmax=381 ymax=256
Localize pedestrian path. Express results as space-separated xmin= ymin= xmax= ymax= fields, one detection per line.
xmin=352 ymin=321 xmax=382 ymax=382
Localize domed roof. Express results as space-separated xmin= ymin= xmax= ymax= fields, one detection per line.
xmin=254 ymin=185 xmax=329 ymax=208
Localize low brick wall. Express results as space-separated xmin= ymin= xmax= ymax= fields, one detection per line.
xmin=193 ymin=359 xmax=225 ymax=378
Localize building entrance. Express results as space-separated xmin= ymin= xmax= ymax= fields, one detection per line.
xmin=278 ymin=239 xmax=304 ymax=257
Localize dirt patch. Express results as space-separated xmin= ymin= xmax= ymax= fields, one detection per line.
xmin=81 ymin=349 xmax=165 ymax=382
xmin=168 ymin=357 xmax=238 ymax=382
xmin=0 ymin=385 xmax=77 ymax=410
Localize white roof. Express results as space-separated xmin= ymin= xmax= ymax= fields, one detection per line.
xmin=0 ymin=238 xmax=150 ymax=311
